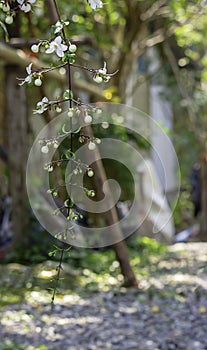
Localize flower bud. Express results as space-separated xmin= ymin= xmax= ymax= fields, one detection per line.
xmin=41 ymin=145 xmax=49 ymax=154
xmin=87 ymin=169 xmax=94 ymax=177
xmin=55 ymin=106 xmax=62 ymax=113
xmin=84 ymin=114 xmax=92 ymax=124
xmin=31 ymin=44 xmax=39 ymax=53
xmin=88 ymin=142 xmax=96 ymax=151
xmin=48 ymin=165 xmax=54 ymax=172
xmin=69 ymin=44 xmax=77 ymax=53
xmin=93 ymin=75 xmax=103 ymax=84
xmin=2 ymin=3 xmax=10 ymax=12
xmin=5 ymin=15 xmax=13 ymax=24
xmin=67 ymin=108 xmax=74 ymax=118
xmin=34 ymin=78 xmax=42 ymax=86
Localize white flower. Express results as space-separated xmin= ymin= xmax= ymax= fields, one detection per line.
xmin=45 ymin=36 xmax=68 ymax=58
xmin=17 ymin=0 xmax=36 ymax=13
xmin=93 ymin=62 xmax=118 ymax=83
xmin=54 ymin=20 xmax=69 ymax=34
xmin=33 ymin=97 xmax=49 ymax=114
xmin=98 ymin=62 xmax=107 ymax=75
xmin=54 ymin=21 xmax=63 ymax=34
xmin=18 ymin=63 xmax=33 ymax=86
xmin=93 ymin=62 xmax=112 ymax=83
xmin=87 ymin=0 xmax=103 ymax=10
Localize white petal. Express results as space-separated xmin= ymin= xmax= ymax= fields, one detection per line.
xmin=25 ymin=76 xmax=32 ymax=83
xmin=54 ymin=36 xmax=62 ymax=45
xmin=88 ymin=0 xmax=103 ymax=9
xmin=99 ymin=61 xmax=107 ymax=74
xmin=45 ymin=45 xmax=55 ymax=54
xmin=29 ymin=0 xmax=36 ymax=4
xmin=18 ymin=80 xmax=26 ymax=86
xmin=61 ymin=44 xmax=68 ymax=51
xmin=56 ymin=47 xmax=64 ymax=57
xmin=26 ymin=63 xmax=32 ymax=74
xmin=54 ymin=26 xmax=62 ymax=34
xmin=21 ymin=3 xmax=31 ymax=12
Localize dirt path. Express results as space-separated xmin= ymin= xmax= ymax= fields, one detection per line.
xmin=0 ymin=242 xmax=207 ymax=350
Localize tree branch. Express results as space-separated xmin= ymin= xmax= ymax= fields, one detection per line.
xmin=0 ymin=43 xmax=107 ymax=100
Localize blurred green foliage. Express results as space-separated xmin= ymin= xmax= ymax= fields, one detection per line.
xmin=0 ymin=234 xmax=166 ymax=305
xmin=0 ymin=341 xmax=50 ymax=350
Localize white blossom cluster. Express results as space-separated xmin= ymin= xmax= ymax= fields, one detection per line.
xmin=18 ymin=63 xmax=43 ymax=87
xmin=87 ymin=0 xmax=103 ymax=10
xmin=17 ymin=0 xmax=36 ymax=12
xmin=0 ymin=0 xmax=36 ymax=24
xmin=0 ymin=0 xmax=102 ymax=26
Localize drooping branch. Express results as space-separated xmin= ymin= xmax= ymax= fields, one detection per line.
xmin=0 ymin=43 xmax=107 ymax=100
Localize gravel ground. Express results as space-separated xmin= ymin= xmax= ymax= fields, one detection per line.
xmin=1 ymin=242 xmax=207 ymax=350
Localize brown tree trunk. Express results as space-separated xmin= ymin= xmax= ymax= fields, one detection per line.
xmin=200 ymin=154 xmax=207 ymax=241
xmin=5 ymin=65 xmax=29 ymax=244
xmin=84 ymin=125 xmax=138 ymax=287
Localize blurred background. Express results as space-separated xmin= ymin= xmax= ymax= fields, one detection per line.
xmin=0 ymin=0 xmax=207 ymax=267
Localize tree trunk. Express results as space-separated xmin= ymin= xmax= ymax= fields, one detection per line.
xmin=0 ymin=69 xmax=6 ymax=183
xmin=5 ymin=65 xmax=29 ymax=244
xmin=83 ymin=125 xmax=138 ymax=287
xmin=200 ymin=154 xmax=207 ymax=241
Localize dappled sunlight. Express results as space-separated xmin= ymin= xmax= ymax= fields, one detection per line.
xmin=168 ymin=272 xmax=207 ymax=289
xmin=1 ymin=242 xmax=207 ymax=349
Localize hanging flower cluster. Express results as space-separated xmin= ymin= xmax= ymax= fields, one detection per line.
xmin=93 ymin=62 xmax=112 ymax=83
xmin=4 ymin=0 xmax=119 ymax=251
xmin=33 ymin=97 xmax=49 ymax=114
xmin=18 ymin=63 xmax=43 ymax=86
xmin=0 ymin=0 xmax=103 ymax=25
xmin=3 ymin=0 xmax=117 ymax=304
xmin=0 ymin=0 xmax=36 ymax=24
xmin=87 ymin=0 xmax=103 ymax=10
xmin=17 ymin=0 xmax=36 ymax=13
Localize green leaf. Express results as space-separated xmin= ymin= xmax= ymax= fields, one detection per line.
xmin=63 ymin=89 xmax=73 ymax=100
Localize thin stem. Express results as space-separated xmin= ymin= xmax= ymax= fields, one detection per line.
xmin=47 ymin=157 xmax=89 ymax=169
xmin=52 ymin=0 xmax=73 ymax=107
xmin=50 ymin=0 xmax=74 ymax=306
xmin=52 ymin=181 xmax=92 ymax=193
xmin=33 ymin=60 xmax=118 ymax=77
xmin=34 ymin=97 xmax=97 ymax=114
xmin=51 ymin=248 xmax=64 ymax=308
